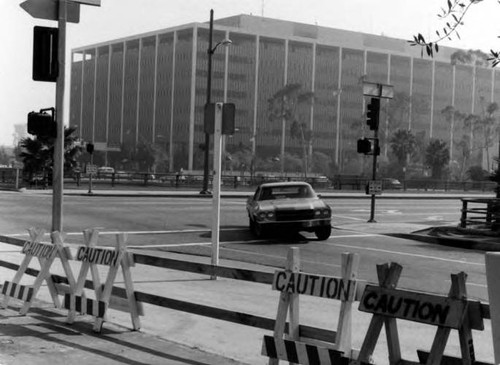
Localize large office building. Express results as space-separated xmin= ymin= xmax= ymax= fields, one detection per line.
xmin=70 ymin=14 xmax=500 ymax=175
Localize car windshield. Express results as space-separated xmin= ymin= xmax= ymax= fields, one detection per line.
xmin=259 ymin=185 xmax=314 ymax=200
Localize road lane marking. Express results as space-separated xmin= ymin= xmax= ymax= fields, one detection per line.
xmin=332 ymin=215 xmax=366 ymax=221
xmin=328 ymin=243 xmax=485 ymax=267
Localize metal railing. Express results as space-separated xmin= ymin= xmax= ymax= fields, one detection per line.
xmin=460 ymin=198 xmax=500 ymax=231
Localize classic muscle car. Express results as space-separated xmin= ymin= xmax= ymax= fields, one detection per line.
xmin=246 ymin=181 xmax=332 ymax=240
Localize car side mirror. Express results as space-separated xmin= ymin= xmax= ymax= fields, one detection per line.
xmin=317 ymin=193 xmax=322 ymax=198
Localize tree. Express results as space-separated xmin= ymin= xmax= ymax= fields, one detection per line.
xmin=18 ymin=126 xmax=82 ymax=183
xmin=475 ymin=100 xmax=499 ymax=170
xmin=425 ymin=139 xmax=450 ymax=179
xmin=410 ymin=1 xmax=500 ymax=66
xmin=490 ymin=157 xmax=500 ymax=197
xmin=267 ymin=83 xmax=314 ymax=176
xmin=0 ymin=147 xmax=10 ymax=166
xmin=389 ymin=129 xmax=417 ymax=166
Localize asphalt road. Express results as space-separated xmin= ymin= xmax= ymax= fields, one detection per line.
xmin=0 ymin=191 xmax=487 ymax=301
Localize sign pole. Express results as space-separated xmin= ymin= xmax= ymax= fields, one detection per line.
xmin=211 ymin=103 xmax=223 ymax=279
xmin=368 ymin=129 xmax=378 ymax=223
xmin=52 ymin=0 xmax=66 ymax=233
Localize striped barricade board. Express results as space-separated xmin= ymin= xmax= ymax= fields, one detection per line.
xmin=2 ymin=228 xmax=76 ymax=315
xmin=63 ymin=230 xmax=141 ymax=333
xmin=262 ymin=249 xmax=360 ymax=365
xmin=355 ymin=263 xmax=483 ymax=365
xmin=262 ymin=335 xmax=350 ymax=365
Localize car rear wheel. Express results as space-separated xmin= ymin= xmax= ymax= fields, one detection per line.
xmin=315 ymin=226 xmax=331 ymax=240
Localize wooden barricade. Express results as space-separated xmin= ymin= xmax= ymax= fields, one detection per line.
xmin=2 ymin=228 xmax=76 ymax=315
xmin=262 ymin=248 xmax=359 ymax=365
xmin=355 ymin=262 xmax=485 ymax=365
xmin=63 ymin=229 xmax=142 ymax=333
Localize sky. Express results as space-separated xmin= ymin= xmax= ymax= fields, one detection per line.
xmin=1 ymin=0 xmax=500 ymax=147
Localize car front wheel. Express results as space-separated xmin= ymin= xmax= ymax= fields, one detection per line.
xmin=315 ymin=225 xmax=331 ymax=240
xmin=250 ymin=218 xmax=266 ymax=238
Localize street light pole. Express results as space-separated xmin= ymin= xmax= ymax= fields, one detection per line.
xmin=200 ymin=9 xmax=231 ymax=194
xmin=200 ymin=10 xmax=215 ymax=195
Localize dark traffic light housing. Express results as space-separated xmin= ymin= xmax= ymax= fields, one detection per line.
xmin=86 ymin=143 xmax=94 ymax=154
xmin=27 ymin=108 xmax=56 ymax=138
xmin=357 ymin=138 xmax=371 ymax=154
xmin=357 ymin=138 xmax=380 ymax=155
xmin=33 ymin=26 xmax=58 ymax=82
xmin=366 ymin=97 xmax=380 ymax=130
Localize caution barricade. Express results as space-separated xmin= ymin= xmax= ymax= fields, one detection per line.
xmin=2 ymin=228 xmax=76 ymax=315
xmin=355 ymin=262 xmax=486 ymax=365
xmin=262 ymin=248 xmax=360 ymax=365
xmin=63 ymin=229 xmax=142 ymax=333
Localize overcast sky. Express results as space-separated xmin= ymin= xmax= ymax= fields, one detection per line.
xmin=1 ymin=0 xmax=499 ymax=147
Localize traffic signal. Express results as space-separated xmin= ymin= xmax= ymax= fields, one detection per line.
xmin=27 ymin=111 xmax=56 ymax=137
xmin=33 ymin=26 xmax=58 ymax=82
xmin=366 ymin=98 xmax=380 ymax=130
xmin=357 ymin=138 xmax=372 ymax=154
xmin=357 ymin=138 xmax=381 ymax=155
xmin=86 ymin=143 xmax=94 ymax=154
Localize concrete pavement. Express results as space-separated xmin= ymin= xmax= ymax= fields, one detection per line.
xmin=0 ymin=187 xmax=498 ymax=364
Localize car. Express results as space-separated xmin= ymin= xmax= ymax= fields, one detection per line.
xmin=382 ymin=178 xmax=403 ymax=190
xmin=246 ymin=181 xmax=332 ymax=240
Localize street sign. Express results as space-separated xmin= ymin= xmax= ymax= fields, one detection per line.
xmin=20 ymin=0 xmax=80 ymax=23
xmin=70 ymin=0 xmax=101 ymax=5
xmin=86 ymin=164 xmax=97 ymax=175
xmin=363 ymin=82 xmax=394 ymax=99
xmin=368 ymin=180 xmax=383 ymax=195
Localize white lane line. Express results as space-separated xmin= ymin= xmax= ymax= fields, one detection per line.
xmin=333 ymin=234 xmax=378 ymax=238
xmin=332 ymin=215 xmax=366 ymax=221
xmin=329 ymin=243 xmax=485 ymax=266
xmin=129 ymin=242 xmax=212 ymax=249
xmin=6 ymin=228 xmax=242 ymax=237
xmin=128 ymin=239 xmax=265 ymax=249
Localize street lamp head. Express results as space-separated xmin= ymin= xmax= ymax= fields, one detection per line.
xmin=211 ymin=38 xmax=232 ymax=53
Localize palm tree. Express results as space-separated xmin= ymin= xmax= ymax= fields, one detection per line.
xmin=425 ymin=139 xmax=450 ymax=180
xmin=389 ymin=129 xmax=417 ymax=166
xmin=268 ymin=83 xmax=314 ymax=176
xmin=19 ymin=126 xmax=82 ymax=183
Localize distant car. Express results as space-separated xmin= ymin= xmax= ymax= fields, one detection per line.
xmin=97 ymin=166 xmax=115 ymax=178
xmin=382 ymin=178 xmax=403 ymax=190
xmin=246 ymin=181 xmax=332 ymax=240
xmin=98 ymin=166 xmax=115 ymax=174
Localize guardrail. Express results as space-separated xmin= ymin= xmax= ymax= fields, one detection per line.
xmin=460 ymin=198 xmax=500 ymax=231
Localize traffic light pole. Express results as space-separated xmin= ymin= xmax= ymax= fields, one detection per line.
xmin=52 ymin=0 xmax=66 ymax=233
xmin=368 ymin=131 xmax=378 ymax=223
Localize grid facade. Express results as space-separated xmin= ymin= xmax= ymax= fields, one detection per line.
xmin=70 ymin=14 xmax=500 ymax=173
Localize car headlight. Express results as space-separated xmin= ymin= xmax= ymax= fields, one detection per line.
xmin=315 ymin=209 xmax=331 ymax=218
xmin=257 ymin=211 xmax=275 ymax=220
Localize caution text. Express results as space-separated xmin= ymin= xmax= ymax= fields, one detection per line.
xmin=272 ymin=271 xmax=355 ymax=301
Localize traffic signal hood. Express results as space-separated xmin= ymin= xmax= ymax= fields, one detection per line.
xmin=366 ymin=98 xmax=380 ymax=130
xmin=27 ymin=111 xmax=56 ymax=137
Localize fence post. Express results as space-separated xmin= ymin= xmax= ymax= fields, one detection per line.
xmin=485 ymin=253 xmax=500 ymax=363
xmin=460 ymin=199 xmax=467 ymax=228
